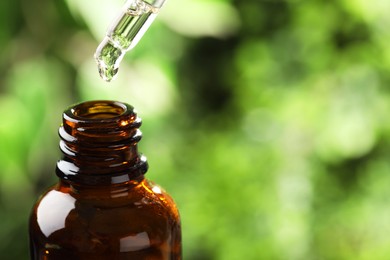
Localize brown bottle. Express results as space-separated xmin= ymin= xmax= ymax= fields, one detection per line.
xmin=29 ymin=100 xmax=182 ymax=259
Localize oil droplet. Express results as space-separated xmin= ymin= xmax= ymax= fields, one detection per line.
xmin=95 ymin=37 xmax=124 ymax=82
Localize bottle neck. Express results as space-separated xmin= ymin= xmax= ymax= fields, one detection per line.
xmin=56 ymin=100 xmax=148 ymax=186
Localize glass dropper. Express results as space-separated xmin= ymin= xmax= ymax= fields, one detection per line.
xmin=94 ymin=0 xmax=166 ymax=82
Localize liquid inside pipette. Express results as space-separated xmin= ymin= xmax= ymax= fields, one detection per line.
xmin=94 ymin=0 xmax=166 ymax=82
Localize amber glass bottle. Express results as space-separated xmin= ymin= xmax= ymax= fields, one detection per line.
xmin=29 ymin=100 xmax=181 ymax=260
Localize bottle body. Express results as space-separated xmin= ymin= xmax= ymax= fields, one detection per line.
xmin=29 ymin=100 xmax=181 ymax=259
xmin=29 ymin=179 xmax=181 ymax=259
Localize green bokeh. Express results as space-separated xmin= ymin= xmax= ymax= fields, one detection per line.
xmin=1 ymin=0 xmax=390 ymax=259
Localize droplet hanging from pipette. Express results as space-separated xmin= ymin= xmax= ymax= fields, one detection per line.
xmin=94 ymin=0 xmax=166 ymax=82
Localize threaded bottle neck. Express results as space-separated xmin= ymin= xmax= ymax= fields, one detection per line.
xmin=56 ymin=100 xmax=148 ymax=186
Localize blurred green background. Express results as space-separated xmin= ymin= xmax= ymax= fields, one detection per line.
xmin=1 ymin=0 xmax=390 ymax=259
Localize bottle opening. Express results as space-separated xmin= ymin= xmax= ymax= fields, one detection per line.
xmin=71 ymin=101 xmax=127 ymax=119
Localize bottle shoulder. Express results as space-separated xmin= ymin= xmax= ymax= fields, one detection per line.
xmin=30 ymin=179 xmax=180 ymax=240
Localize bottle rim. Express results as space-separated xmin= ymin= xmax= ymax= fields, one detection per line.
xmin=63 ymin=100 xmax=135 ymax=123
